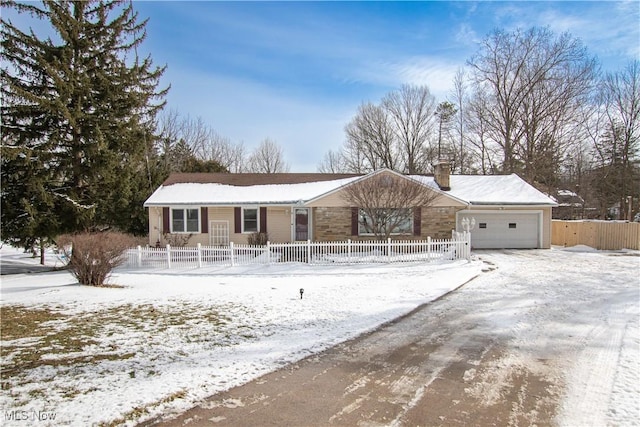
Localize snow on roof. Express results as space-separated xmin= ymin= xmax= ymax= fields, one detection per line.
xmin=450 ymin=174 xmax=556 ymax=205
xmin=558 ymin=189 xmax=579 ymax=197
xmin=554 ymin=189 xmax=585 ymax=207
xmin=144 ymin=176 xmax=361 ymax=206
xmin=145 ymin=172 xmax=557 ymax=207
xmin=412 ymin=174 xmax=557 ymax=205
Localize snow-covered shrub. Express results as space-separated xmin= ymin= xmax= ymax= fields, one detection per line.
xmin=57 ymin=232 xmax=136 ymax=286
xmin=247 ymin=232 xmax=269 ymax=246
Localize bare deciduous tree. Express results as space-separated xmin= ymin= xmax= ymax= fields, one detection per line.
xmin=181 ymin=116 xmax=215 ymax=158
xmin=468 ymin=28 xmax=535 ymax=173
xmin=451 ymin=68 xmax=472 ymax=173
xmin=344 ymin=102 xmax=397 ymax=171
xmin=246 ymin=138 xmax=290 ymax=173
xmin=468 ymin=26 xmax=598 ymax=183
xmin=593 ymin=60 xmax=640 ymax=218
xmin=383 ymin=85 xmax=437 ymax=173
xmin=515 ymin=32 xmax=597 ymax=186
xmin=320 ymin=85 xmax=438 ymax=174
xmin=341 ymin=172 xmax=438 ymax=240
xmin=466 ymin=89 xmax=499 ymax=174
xmin=317 ymin=149 xmax=348 ymax=173
xmin=200 ymin=132 xmax=246 ymax=173
xmin=156 ymin=110 xmax=246 ymax=172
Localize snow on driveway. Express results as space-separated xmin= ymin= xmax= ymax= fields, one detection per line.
xmin=0 ymin=246 xmax=638 ymax=426
xmin=468 ymin=248 xmax=639 ymax=426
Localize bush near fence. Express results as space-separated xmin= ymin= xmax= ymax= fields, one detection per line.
xmin=552 ymin=220 xmax=640 ymax=250
xmin=123 ymin=233 xmax=472 ymax=270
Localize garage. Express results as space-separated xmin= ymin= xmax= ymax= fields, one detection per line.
xmin=458 ymin=211 xmax=541 ymax=249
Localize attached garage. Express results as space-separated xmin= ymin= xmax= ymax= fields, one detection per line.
xmin=457 ymin=210 xmax=543 ymax=249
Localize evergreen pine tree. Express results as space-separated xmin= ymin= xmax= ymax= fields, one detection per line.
xmin=1 ymin=0 xmax=168 ymax=252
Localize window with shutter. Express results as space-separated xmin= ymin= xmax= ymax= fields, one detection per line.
xmin=413 ymin=207 xmax=422 ymax=236
xmin=170 ymin=208 xmax=200 ymax=233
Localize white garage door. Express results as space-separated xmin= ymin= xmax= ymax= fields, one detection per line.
xmin=458 ymin=212 xmax=540 ymax=249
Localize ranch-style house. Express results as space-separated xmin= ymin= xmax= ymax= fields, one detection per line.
xmin=144 ymin=163 xmax=557 ymax=249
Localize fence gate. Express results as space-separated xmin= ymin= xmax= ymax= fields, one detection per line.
xmin=210 ymin=220 xmax=229 ymax=246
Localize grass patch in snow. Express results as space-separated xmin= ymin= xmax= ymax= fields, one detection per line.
xmin=0 ymin=305 xmax=65 ymax=340
xmin=1 ymin=305 xmax=103 ymax=379
xmin=100 ymin=389 xmax=188 ymax=427
xmin=0 ymin=301 xmax=255 ymax=403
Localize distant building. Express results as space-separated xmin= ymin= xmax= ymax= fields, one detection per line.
xmin=552 ymin=189 xmax=586 ymax=220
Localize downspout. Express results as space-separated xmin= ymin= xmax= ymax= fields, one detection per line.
xmin=156 ymin=207 xmax=162 ymax=246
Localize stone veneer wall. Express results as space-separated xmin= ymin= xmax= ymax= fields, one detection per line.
xmin=420 ymin=206 xmax=460 ymax=239
xmin=313 ymin=206 xmax=462 ymax=241
xmin=313 ymin=207 xmax=353 ymax=241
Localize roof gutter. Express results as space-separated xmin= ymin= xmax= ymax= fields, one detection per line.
xmin=144 ymin=201 xmax=304 ymax=208
xmin=466 ymin=202 xmax=558 ymax=208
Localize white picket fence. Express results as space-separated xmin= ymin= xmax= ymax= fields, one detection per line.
xmin=123 ymin=232 xmax=471 ymax=270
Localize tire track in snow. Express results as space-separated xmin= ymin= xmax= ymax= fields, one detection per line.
xmin=477 ymin=250 xmax=640 ymax=427
xmin=560 ymin=324 xmax=623 ymax=426
xmin=149 ymin=249 xmax=638 ymax=427
xmin=607 ymin=315 xmax=640 ymax=424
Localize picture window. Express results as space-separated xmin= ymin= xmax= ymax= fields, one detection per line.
xmin=358 ymin=208 xmax=412 ymax=235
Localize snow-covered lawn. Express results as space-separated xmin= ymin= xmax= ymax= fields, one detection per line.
xmin=0 ymin=247 xmax=480 ymax=426
xmin=0 ymin=245 xmax=638 ymax=426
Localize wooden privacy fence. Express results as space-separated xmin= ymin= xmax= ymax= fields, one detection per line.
xmin=552 ymin=220 xmax=640 ymax=250
xmin=123 ymin=232 xmax=472 ymax=270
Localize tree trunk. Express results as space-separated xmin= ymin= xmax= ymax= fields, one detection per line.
xmin=39 ymin=238 xmax=45 ymax=266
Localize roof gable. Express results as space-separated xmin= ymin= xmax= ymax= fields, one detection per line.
xmin=306 ymin=169 xmax=467 ymax=207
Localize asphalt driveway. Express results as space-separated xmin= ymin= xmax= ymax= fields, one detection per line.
xmin=141 ymin=249 xmax=638 ymax=427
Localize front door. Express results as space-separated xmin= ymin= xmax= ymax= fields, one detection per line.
xmin=294 ymin=208 xmax=309 ymax=241
xmin=210 ymin=220 xmax=229 ymax=246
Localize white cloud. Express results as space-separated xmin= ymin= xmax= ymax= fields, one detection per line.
xmin=360 ymin=56 xmax=460 ymax=100
xmin=455 ymin=23 xmax=480 ymax=46
xmin=392 ymin=58 xmax=458 ymax=98
xmin=489 ymin=2 xmax=639 ymax=70
xmin=538 ymin=10 xmax=588 ymax=34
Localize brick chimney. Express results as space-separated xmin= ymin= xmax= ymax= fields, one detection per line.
xmin=434 ymin=161 xmax=451 ymax=191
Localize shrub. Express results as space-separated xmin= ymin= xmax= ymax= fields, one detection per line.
xmin=57 ymin=232 xmax=137 ymax=286
xmin=162 ymin=233 xmax=192 ymax=247
xmin=247 ymin=232 xmax=269 ymax=246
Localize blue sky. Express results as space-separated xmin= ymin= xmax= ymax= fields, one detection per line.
xmin=6 ymin=1 xmax=640 ymax=171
